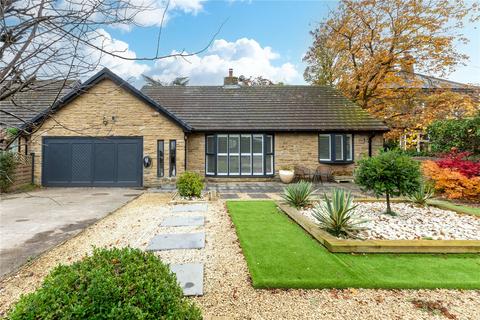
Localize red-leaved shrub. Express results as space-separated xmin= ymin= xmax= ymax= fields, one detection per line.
xmin=436 ymin=150 xmax=480 ymax=178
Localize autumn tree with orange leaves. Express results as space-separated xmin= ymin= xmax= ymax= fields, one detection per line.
xmin=304 ymin=0 xmax=479 ymax=139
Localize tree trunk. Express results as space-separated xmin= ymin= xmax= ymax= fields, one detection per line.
xmin=386 ymin=192 xmax=392 ymax=215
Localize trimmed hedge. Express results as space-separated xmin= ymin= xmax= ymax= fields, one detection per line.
xmin=427 ymin=114 xmax=480 ymax=154
xmin=6 ymin=247 xmax=201 ymax=319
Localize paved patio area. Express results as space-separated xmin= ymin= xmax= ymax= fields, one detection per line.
xmin=0 ymin=188 xmax=142 ymax=277
xmin=151 ymin=181 xmax=371 ymax=199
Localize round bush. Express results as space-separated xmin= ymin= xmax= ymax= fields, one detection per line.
xmin=6 ymin=248 xmax=202 ymax=319
xmin=176 ymin=171 xmax=204 ymax=198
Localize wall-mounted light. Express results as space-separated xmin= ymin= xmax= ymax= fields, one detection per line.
xmin=102 ymin=116 xmax=108 ymax=126
xmin=143 ymin=156 xmax=152 ymax=168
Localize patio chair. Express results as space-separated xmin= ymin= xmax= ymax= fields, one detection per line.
xmin=312 ymin=166 xmax=324 ymax=185
xmin=294 ymin=166 xmax=311 ymax=182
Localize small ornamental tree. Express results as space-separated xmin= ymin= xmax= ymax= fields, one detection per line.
xmin=355 ymin=151 xmax=421 ymax=215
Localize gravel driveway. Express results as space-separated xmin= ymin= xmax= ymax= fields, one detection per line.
xmin=0 ymin=193 xmax=478 ymax=319
xmin=0 ymin=188 xmax=142 ymax=277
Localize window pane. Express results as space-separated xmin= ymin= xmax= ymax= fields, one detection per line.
xmin=335 ymin=135 xmax=343 ymax=160
xmin=169 ymin=140 xmax=176 ymax=177
xmin=346 ymin=134 xmax=352 ymax=161
xmin=319 ymin=135 xmax=331 ymax=160
xmin=217 ymin=135 xmax=228 ymax=154
xmin=229 ymin=135 xmax=240 ymax=153
xmin=240 ymin=135 xmax=251 ymax=153
xmin=206 ymin=135 xmax=215 ymax=153
xmin=266 ymin=155 xmax=273 ymax=174
xmin=253 ymin=135 xmax=263 ymax=153
xmin=206 ymin=154 xmax=215 ymax=174
xmin=253 ymin=155 xmax=263 ymax=174
xmin=229 ymin=155 xmax=240 ymax=174
xmin=265 ymin=135 xmax=273 ymax=154
xmin=157 ymin=140 xmax=164 ymax=177
xmin=217 ymin=155 xmax=228 ymax=175
xmin=241 ymin=155 xmax=251 ymax=175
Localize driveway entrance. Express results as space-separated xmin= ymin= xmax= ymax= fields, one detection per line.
xmin=0 ymin=188 xmax=142 ymax=277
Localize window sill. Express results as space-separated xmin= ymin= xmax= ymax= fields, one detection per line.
xmin=205 ymin=174 xmax=275 ymax=178
xmin=319 ymin=160 xmax=354 ymax=165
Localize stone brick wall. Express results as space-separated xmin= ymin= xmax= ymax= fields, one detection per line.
xmin=186 ymin=133 xmax=205 ymax=175
xmin=275 ymin=132 xmax=383 ymax=176
xmin=29 ymin=79 xmax=186 ymax=187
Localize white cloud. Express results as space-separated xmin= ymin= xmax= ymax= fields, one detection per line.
xmin=116 ymin=0 xmax=204 ymax=29
xmin=170 ymin=0 xmax=204 ymax=13
xmin=149 ymin=38 xmax=301 ymax=85
xmin=86 ymin=29 xmax=150 ymax=79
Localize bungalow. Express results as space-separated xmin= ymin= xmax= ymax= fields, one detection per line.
xmin=6 ymin=68 xmax=388 ymax=187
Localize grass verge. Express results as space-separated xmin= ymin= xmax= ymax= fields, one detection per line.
xmin=227 ymin=200 xmax=480 ymax=290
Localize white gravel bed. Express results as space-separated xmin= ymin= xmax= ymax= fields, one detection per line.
xmin=1 ymin=194 xmax=479 ymax=320
xmin=301 ymin=202 xmax=480 ymax=240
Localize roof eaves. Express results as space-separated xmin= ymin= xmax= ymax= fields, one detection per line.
xmin=189 ymin=126 xmax=390 ymax=133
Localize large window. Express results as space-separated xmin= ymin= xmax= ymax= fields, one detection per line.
xmin=318 ymin=133 xmax=353 ymax=163
xmin=205 ymin=134 xmax=274 ymax=176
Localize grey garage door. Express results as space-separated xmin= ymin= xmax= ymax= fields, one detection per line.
xmin=42 ymin=137 xmax=143 ymax=187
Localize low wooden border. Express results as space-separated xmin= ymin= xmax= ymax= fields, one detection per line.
xmin=276 ymin=201 xmax=480 ymax=253
xmin=353 ymin=197 xmax=479 ymax=217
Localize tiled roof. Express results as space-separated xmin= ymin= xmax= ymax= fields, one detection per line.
xmin=141 ymin=85 xmax=389 ymax=132
xmin=27 ymin=68 xmax=191 ymax=131
xmin=0 ymin=80 xmax=79 ymax=129
xmin=388 ymin=72 xmax=479 ymax=90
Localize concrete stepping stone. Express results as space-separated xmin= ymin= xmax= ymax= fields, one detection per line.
xmin=248 ymin=193 xmax=270 ymax=199
xmin=146 ymin=232 xmax=205 ymax=251
xmin=161 ymin=216 xmax=205 ymax=227
xmin=220 ymin=193 xmax=239 ymax=199
xmin=172 ymin=203 xmax=208 ymax=213
xmin=170 ymin=263 xmax=204 ymax=296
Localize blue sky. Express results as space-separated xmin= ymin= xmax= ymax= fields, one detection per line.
xmin=102 ymin=0 xmax=480 ymax=86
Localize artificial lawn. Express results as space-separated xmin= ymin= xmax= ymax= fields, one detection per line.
xmin=227 ymin=200 xmax=480 ymax=290
xmin=428 ymin=199 xmax=480 ymax=217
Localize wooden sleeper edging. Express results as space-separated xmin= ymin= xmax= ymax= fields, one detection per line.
xmin=276 ymin=201 xmax=480 ymax=254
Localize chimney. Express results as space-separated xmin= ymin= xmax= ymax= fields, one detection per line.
xmin=224 ymin=68 xmax=239 ymax=86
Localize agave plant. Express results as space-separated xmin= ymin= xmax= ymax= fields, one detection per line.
xmin=312 ymin=188 xmax=367 ymax=237
xmin=407 ymin=181 xmax=434 ymax=207
xmin=282 ymin=181 xmax=315 ymax=208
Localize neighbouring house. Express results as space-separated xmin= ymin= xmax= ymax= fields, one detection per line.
xmin=4 ymin=68 xmax=388 ymax=187
xmin=0 ymin=80 xmax=79 ymax=151
xmin=381 ymin=60 xmax=479 ymax=151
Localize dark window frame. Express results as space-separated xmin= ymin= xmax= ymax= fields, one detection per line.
xmin=318 ymin=133 xmax=354 ymax=164
xmin=205 ymin=135 xmax=216 ymax=175
xmin=264 ymin=135 xmax=274 ymax=175
xmin=205 ymin=133 xmax=275 ymax=177
xmin=157 ymin=140 xmax=164 ymax=177
xmin=169 ymin=140 xmax=176 ymax=177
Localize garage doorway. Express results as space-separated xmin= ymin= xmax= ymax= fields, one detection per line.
xmin=42 ymin=137 xmax=143 ymax=187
